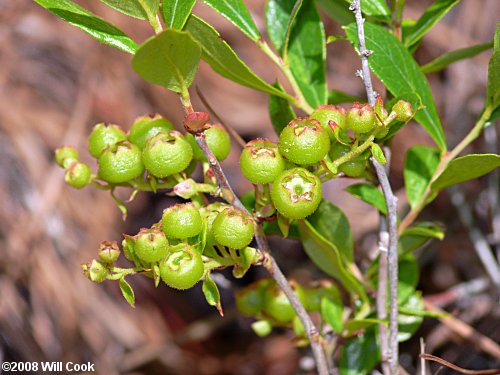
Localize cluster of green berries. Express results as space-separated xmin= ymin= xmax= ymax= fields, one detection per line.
xmin=55 ymin=114 xmax=232 ymax=188
xmin=240 ymin=99 xmax=412 ymax=220
xmin=235 ymin=278 xmax=340 ymax=338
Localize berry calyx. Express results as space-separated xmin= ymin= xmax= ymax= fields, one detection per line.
xmin=88 ymin=123 xmax=127 ymax=158
xmin=162 ymin=203 xmax=203 ymax=240
xmin=329 ymin=142 xmax=367 ymax=177
xmin=55 ymin=146 xmax=78 ymax=168
xmin=279 ymin=118 xmax=330 ymax=165
xmin=346 ymin=103 xmax=376 ymax=134
xmin=142 ymin=131 xmax=193 ymax=178
xmin=98 ymin=241 xmax=121 ymax=264
xmin=98 ymin=141 xmax=144 ymax=183
xmin=128 ymin=114 xmax=174 ymax=149
xmin=240 ymin=138 xmax=286 ymax=184
xmin=187 ymin=123 xmax=231 ymax=161
xmin=65 ymin=161 xmax=91 ymax=189
xmin=271 ymin=168 xmax=322 ymax=219
xmin=159 ymin=244 xmax=204 ymax=290
xmin=212 ymin=208 xmax=254 ymax=249
xmin=310 ymin=105 xmax=347 ymax=140
xmin=391 ymin=100 xmax=413 ymax=122
xmin=135 ymin=228 xmax=170 ymax=263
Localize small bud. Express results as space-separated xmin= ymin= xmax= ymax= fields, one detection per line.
xmin=65 ymin=161 xmax=91 ymax=189
xmin=346 ymin=102 xmax=376 ymax=134
xmin=173 ymin=178 xmax=197 ymax=199
xmin=98 ymin=240 xmax=121 ymax=263
xmin=391 ymin=100 xmax=413 ymax=122
xmin=183 ymin=112 xmax=210 ymax=134
xmin=82 ymin=259 xmax=108 ymax=283
xmin=55 ymin=146 xmax=78 ymax=168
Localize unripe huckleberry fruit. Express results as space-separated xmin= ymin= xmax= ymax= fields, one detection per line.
xmin=391 ymin=100 xmax=413 ymax=122
xmin=310 ymin=105 xmax=347 ymax=140
xmin=271 ymin=167 xmax=322 ymax=219
xmin=142 ymin=131 xmax=193 ymax=178
xmin=82 ymin=259 xmax=108 ymax=283
xmin=55 ymin=146 xmax=78 ymax=168
xmin=346 ymin=103 xmax=376 ymax=134
xmin=88 ymin=123 xmax=127 ymax=158
xmin=98 ymin=240 xmax=121 ymax=264
xmin=135 ymin=228 xmax=170 ymax=263
xmin=65 ymin=161 xmax=91 ymax=189
xmin=98 ymin=141 xmax=144 ymax=183
xmin=213 ymin=208 xmax=254 ymax=249
xmin=329 ymin=142 xmax=367 ymax=177
xmin=186 ymin=123 xmax=231 ymax=161
xmin=279 ymin=118 xmax=330 ymax=165
xmin=159 ymin=244 xmax=204 ymax=290
xmin=162 ymin=203 xmax=203 ymax=240
xmin=235 ymin=279 xmax=273 ymax=316
xmin=240 ymin=138 xmax=286 ymax=184
xmin=128 ymin=114 xmax=174 ymax=149
xmin=264 ymin=280 xmax=306 ymax=324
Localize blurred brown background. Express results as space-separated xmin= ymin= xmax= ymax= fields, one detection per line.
xmin=0 ymin=0 xmax=499 ymax=374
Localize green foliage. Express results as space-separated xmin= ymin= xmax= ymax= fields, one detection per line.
xmin=404 ymin=146 xmax=440 ymax=210
xmin=320 ymin=296 xmax=344 ymax=333
xmin=486 ymin=22 xmax=500 ymax=112
xmin=132 ymin=29 xmax=201 ymax=93
xmin=344 ymin=183 xmax=387 ymax=215
xmin=202 ymin=274 xmax=223 ymax=315
xmin=33 ymin=0 xmax=138 ymax=53
xmin=202 ymin=0 xmax=260 ymax=41
xmin=99 ymin=0 xmax=159 ymax=20
xmin=161 ymin=0 xmax=196 ymax=29
xmin=432 ymin=154 xmax=500 ymax=191
xmin=345 ymin=23 xmax=447 ymax=151
xmin=119 ymin=277 xmax=135 ymax=307
xmin=328 ymin=89 xmax=361 ymax=105
xmin=339 ymin=327 xmax=379 ymax=375
xmin=269 ymin=82 xmax=297 ymax=134
xmin=403 ymin=0 xmax=461 ymax=48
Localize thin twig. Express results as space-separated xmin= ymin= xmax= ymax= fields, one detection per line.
xmin=372 ymin=159 xmax=399 ymax=375
xmin=420 ymin=338 xmax=426 ymax=375
xmin=420 ymin=353 xmax=500 ymax=374
xmin=179 ymin=93 xmax=331 ymax=375
xmin=350 ymin=0 xmax=377 ymax=106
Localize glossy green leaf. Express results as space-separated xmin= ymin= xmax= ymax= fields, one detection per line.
xmin=344 ymin=183 xmax=387 ymax=215
xmin=404 ymin=145 xmax=440 ymax=209
xmin=317 ymin=0 xmax=354 ymax=25
xmin=432 ymin=154 xmax=500 ymax=191
xmin=266 ymin=0 xmax=297 ymax=52
xmin=398 ymin=255 xmax=420 ymax=304
xmin=399 ymin=221 xmax=444 ymax=254
xmin=132 ymin=29 xmax=201 ymax=93
xmin=320 ymin=296 xmax=343 ymax=333
xmin=486 ymin=22 xmax=500 ymax=111
xmin=33 ymin=0 xmax=138 ymax=54
xmin=345 ymin=23 xmax=447 ymax=151
xmin=269 ymin=81 xmax=297 ymax=135
xmin=421 ymin=41 xmax=493 ymax=74
xmin=298 ymin=219 xmax=367 ymax=301
xmin=371 ymin=143 xmax=387 ymax=164
xmin=161 ymin=0 xmax=196 ymax=29
xmin=339 ymin=327 xmax=380 ymax=375
xmin=344 ymin=318 xmax=385 ymax=334
xmin=404 ymin=0 xmax=460 ymax=48
xmin=306 ymin=200 xmax=354 ymax=263
xmin=184 ymin=16 xmax=289 ymax=99
xmin=347 ymin=0 xmax=391 ymax=21
xmin=202 ymin=0 xmax=260 ymax=41
xmin=203 ymin=274 xmax=223 ymax=315
xmin=99 ymin=0 xmax=159 ymax=20
xmin=328 ymin=89 xmax=361 ymax=104
xmin=287 ymin=0 xmax=327 ymax=108
xmin=398 ymin=293 xmax=424 ymax=342
xmin=119 ymin=277 xmax=135 ymax=307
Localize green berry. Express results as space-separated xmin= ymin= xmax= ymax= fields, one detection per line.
xmin=128 ymin=114 xmax=174 ymax=149
xmin=303 ymin=282 xmax=341 ymax=312
xmin=159 ymin=244 xmax=204 ymax=290
xmin=98 ymin=141 xmax=144 ymax=183
xmin=135 ymin=228 xmax=169 ymax=263
xmin=329 ymin=142 xmax=367 ymax=177
xmin=279 ymin=118 xmax=330 ymax=165
xmin=162 ymin=203 xmax=203 ymax=240
xmin=271 ymin=168 xmax=322 ymax=219
xmin=65 ymin=161 xmax=91 ymax=189
xmin=240 ymin=138 xmax=286 ymax=184
xmin=212 ymin=208 xmax=254 ymax=249
xmin=391 ymin=100 xmax=413 ymax=122
xmin=55 ymin=146 xmax=78 ymax=168
xmin=310 ymin=105 xmax=347 ymax=140
xmin=98 ymin=241 xmax=121 ymax=264
xmin=88 ymin=123 xmax=127 ymax=158
xmin=186 ymin=123 xmax=231 ymax=161
xmin=142 ymin=131 xmax=193 ymax=178
xmin=201 ymin=203 xmax=228 ymax=250
xmin=235 ymin=280 xmax=270 ymax=316
xmin=82 ymin=259 xmax=108 ymax=283
xmin=264 ymin=280 xmax=305 ymax=324
xmin=346 ymin=103 xmax=376 ymax=134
